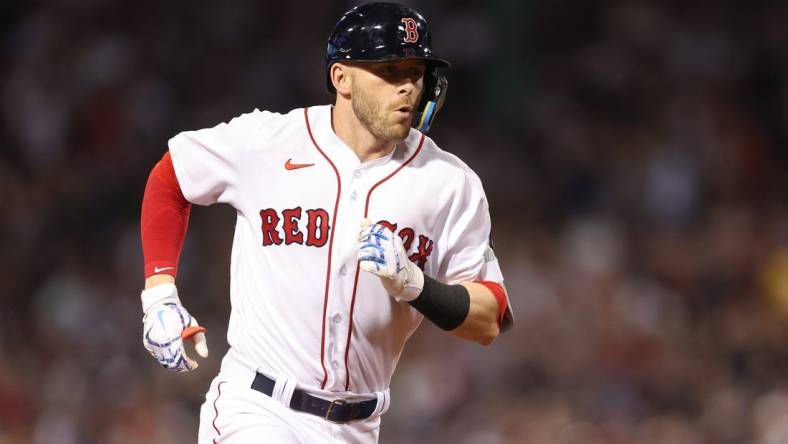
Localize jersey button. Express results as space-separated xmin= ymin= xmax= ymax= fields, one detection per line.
xmin=339 ymin=265 xmax=347 ymax=276
xmin=350 ymin=190 xmax=358 ymax=201
xmin=333 ymin=314 xmax=342 ymax=323
xmin=331 ymin=361 xmax=339 ymax=370
xmin=353 ymin=170 xmax=362 ymax=179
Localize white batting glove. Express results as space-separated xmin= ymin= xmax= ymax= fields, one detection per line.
xmin=141 ymin=283 xmax=208 ymax=372
xmin=357 ymin=218 xmax=424 ymax=302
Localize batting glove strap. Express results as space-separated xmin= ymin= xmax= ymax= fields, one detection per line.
xmin=140 ymin=282 xmax=182 ymax=313
xmin=394 ymin=262 xmax=424 ymax=302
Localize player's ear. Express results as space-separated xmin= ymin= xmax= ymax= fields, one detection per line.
xmin=331 ymin=63 xmax=352 ymax=97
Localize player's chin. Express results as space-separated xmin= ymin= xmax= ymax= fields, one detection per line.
xmin=385 ymin=119 xmax=411 ymax=140
xmin=396 ymin=122 xmax=412 ymax=137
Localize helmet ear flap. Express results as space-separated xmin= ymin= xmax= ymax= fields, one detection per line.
xmin=415 ymin=69 xmax=448 ymax=133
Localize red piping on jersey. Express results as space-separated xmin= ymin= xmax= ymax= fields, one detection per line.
xmin=344 ymin=133 xmax=426 ymax=391
xmin=212 ymin=381 xmax=226 ymax=443
xmin=304 ymin=107 xmax=342 ymax=390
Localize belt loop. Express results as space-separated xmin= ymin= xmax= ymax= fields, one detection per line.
xmin=371 ymin=388 xmax=390 ymax=417
xmin=282 ymin=378 xmax=297 ymax=406
xmin=271 ymin=375 xmax=298 ymax=408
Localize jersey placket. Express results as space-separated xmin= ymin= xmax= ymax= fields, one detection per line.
xmin=321 ymin=162 xmax=369 ymax=391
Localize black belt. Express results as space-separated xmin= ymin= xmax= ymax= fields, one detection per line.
xmin=251 ymin=372 xmax=378 ymax=423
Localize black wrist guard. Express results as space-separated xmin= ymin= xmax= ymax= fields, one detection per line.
xmin=408 ymin=275 xmax=470 ymax=331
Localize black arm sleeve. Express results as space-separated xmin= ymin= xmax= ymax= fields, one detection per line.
xmin=408 ymin=275 xmax=470 ymax=331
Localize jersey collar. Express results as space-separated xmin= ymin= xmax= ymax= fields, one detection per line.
xmin=309 ymin=105 xmax=419 ymax=171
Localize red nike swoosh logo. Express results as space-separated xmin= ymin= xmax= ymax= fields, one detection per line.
xmin=285 ymin=158 xmax=315 ymax=170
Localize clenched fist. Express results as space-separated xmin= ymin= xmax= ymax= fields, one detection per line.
xmin=141 ymin=283 xmax=208 ymax=371
xmin=357 ymin=218 xmax=424 ymax=302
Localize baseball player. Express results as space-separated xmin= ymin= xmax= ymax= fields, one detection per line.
xmin=139 ymin=2 xmax=513 ymax=443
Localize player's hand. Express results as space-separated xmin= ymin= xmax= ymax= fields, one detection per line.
xmin=141 ymin=283 xmax=209 ymax=372
xmin=357 ymin=218 xmax=424 ymax=301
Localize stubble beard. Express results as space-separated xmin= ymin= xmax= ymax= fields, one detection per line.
xmin=351 ymin=82 xmax=411 ymax=142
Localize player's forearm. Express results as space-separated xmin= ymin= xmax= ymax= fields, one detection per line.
xmin=406 ymin=276 xmax=504 ymax=346
xmin=140 ymin=151 xmax=192 ymax=283
xmin=448 ymin=283 xmax=501 ymax=345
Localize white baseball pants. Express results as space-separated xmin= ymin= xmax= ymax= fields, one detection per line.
xmin=198 ymin=350 xmax=388 ymax=444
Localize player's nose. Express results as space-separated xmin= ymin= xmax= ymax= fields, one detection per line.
xmin=397 ymin=79 xmax=416 ymax=97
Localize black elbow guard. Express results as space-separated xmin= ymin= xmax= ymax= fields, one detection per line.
xmin=408 ymin=275 xmax=470 ymax=331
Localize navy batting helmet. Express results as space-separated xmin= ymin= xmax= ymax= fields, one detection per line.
xmin=326 ymin=2 xmax=450 ymax=133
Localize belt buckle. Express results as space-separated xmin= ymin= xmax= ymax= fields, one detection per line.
xmin=325 ymin=398 xmax=348 ymax=423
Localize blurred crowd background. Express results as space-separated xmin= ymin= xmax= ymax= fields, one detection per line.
xmin=3 ymin=0 xmax=788 ymax=443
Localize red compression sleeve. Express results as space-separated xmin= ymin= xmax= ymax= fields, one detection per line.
xmin=141 ymin=151 xmax=191 ymax=278
xmin=478 ymin=281 xmax=508 ymax=328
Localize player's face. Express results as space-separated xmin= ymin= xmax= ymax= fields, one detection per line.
xmin=349 ymin=59 xmax=425 ymax=141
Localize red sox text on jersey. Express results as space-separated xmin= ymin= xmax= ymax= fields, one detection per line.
xmin=259 ymin=208 xmax=433 ymax=270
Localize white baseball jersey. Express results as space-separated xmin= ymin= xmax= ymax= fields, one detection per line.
xmin=169 ymin=105 xmax=511 ymax=397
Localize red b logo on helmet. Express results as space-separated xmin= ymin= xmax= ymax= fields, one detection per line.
xmin=401 ymin=18 xmax=419 ymax=43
